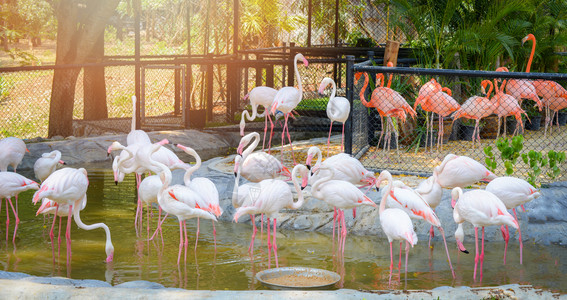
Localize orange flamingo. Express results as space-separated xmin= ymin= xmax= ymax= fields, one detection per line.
xmin=504 ymin=34 xmax=543 ymax=110
xmin=453 ymin=80 xmax=497 ymax=146
xmin=493 ymin=68 xmax=527 ymax=138
xmin=533 ymin=80 xmax=567 ymax=135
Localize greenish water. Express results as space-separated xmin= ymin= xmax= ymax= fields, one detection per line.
xmin=1 ymin=167 xmax=566 ymax=292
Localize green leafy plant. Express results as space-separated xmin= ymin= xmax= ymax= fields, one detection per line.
xmin=485 ymin=135 xmax=524 ymax=175
xmin=521 ymin=150 xmax=547 ymax=187
xmin=546 ymin=150 xmax=566 ymax=180
xmin=483 ymin=145 xmax=497 ymax=173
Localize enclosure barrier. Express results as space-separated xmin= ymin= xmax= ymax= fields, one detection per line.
xmin=345 ymin=55 xmax=567 ymax=185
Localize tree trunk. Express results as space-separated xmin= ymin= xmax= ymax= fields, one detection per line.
xmin=48 ymin=0 xmax=119 ymax=137
xmin=83 ymin=31 xmax=108 ymax=120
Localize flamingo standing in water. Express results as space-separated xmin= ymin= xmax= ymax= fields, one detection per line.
xmin=0 ymin=136 xmax=28 ymax=172
xmin=240 ymin=86 xmax=278 ymax=152
xmin=493 ymin=68 xmax=528 ymax=138
xmin=305 ymin=146 xmax=376 ymax=239
xmin=234 ymin=164 xmax=309 ymax=268
xmin=155 ymin=169 xmax=217 ymax=265
xmin=0 ymin=172 xmax=38 ymax=243
xmin=433 ymin=154 xmax=496 ymax=198
xmin=485 ymin=176 xmax=540 ymax=265
xmin=376 ymin=170 xmax=418 ymax=284
xmin=319 ymin=77 xmax=350 ymax=156
xmin=33 ymin=168 xmax=114 ymax=264
xmin=385 ymin=179 xmax=455 ymax=278
xmin=176 ymin=144 xmax=222 ymax=250
xmin=451 ymin=187 xmax=518 ymax=281
xmin=453 ymin=80 xmax=498 ymax=147
xmin=310 ymin=166 xmax=377 ymax=253
xmin=270 ymin=53 xmax=309 ymax=164
xmin=504 ymin=34 xmax=543 ymax=110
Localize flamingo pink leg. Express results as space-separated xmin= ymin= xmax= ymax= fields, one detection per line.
xmin=332 ymin=207 xmax=337 ymax=241
xmin=513 ymin=209 xmax=523 ymax=264
xmin=474 ymin=227 xmax=479 ymax=281
xmin=194 ymin=218 xmax=200 ymax=251
xmin=263 ymin=113 xmax=268 ymax=151
xmin=480 ymin=227 xmax=485 ymax=282
xmin=284 ymin=114 xmax=297 ymax=164
xmin=404 ymin=241 xmax=410 ymax=279
xmin=57 ymin=216 xmax=62 ymax=258
xmin=438 ymin=227 xmax=456 ymax=278
xmin=267 ymin=113 xmax=274 ymax=154
xmin=341 ymin=210 xmax=347 ymax=254
xmin=212 ymin=219 xmax=217 ymax=251
xmin=353 ymin=208 xmax=356 ymax=219
xmin=183 ymin=220 xmax=188 ymax=263
xmin=177 ymin=221 xmax=183 ymax=265
xmin=260 ymin=213 xmax=264 ymax=236
xmin=501 ymin=225 xmax=509 ymax=265
xmin=398 ymin=241 xmax=402 ymax=270
xmin=7 ymin=197 xmax=19 ymax=243
xmin=249 ymin=214 xmax=257 ymax=254
xmin=150 ymin=212 xmax=169 ymax=241
xmin=428 ymin=225 xmax=434 ymax=248
xmin=267 ymin=217 xmax=272 ymax=268
xmin=66 ymin=205 xmax=73 ymax=267
xmin=273 ymin=218 xmax=279 ymax=268
xmin=49 ymin=210 xmax=57 ymax=241
xmin=5 ymin=198 xmax=9 ymax=241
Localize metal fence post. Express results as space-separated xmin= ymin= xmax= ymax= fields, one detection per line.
xmin=345 ymin=55 xmax=355 ymax=155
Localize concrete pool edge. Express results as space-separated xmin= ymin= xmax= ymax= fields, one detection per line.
xmin=0 ymin=277 xmax=565 ymax=299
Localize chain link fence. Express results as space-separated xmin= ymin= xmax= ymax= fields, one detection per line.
xmin=349 ymin=61 xmax=567 ymax=185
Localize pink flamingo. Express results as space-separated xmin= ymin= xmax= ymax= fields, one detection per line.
xmin=270 ymin=53 xmax=309 ymax=164
xmin=451 ymin=187 xmax=518 ymax=282
xmin=33 ymin=168 xmax=114 ymax=264
xmin=233 ymin=164 xmax=309 ymax=268
xmin=433 ymin=154 xmax=496 ymax=198
xmin=533 ymin=80 xmax=567 ymax=135
xmin=376 ymin=170 xmax=418 ymax=284
xmin=386 ymin=179 xmax=455 ymax=278
xmin=0 ymin=136 xmax=28 ymax=172
xmin=0 ymin=172 xmax=38 ymax=243
xmin=493 ymin=67 xmax=528 ymax=137
xmin=453 ymin=80 xmax=498 ymax=146
xmin=319 ymin=77 xmax=350 ymax=156
xmin=414 ymin=79 xmax=441 ymax=151
xmin=176 ymin=144 xmax=222 ymax=250
xmin=310 ymin=165 xmax=377 ymax=253
xmin=240 ymin=86 xmax=278 ymax=152
xmin=485 ymin=176 xmax=540 ymax=265
xmin=504 ymin=34 xmax=543 ymax=110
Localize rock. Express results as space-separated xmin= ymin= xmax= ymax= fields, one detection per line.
xmin=0 ymin=270 xmax=31 ymax=280
xmin=21 ymin=276 xmax=111 ymax=288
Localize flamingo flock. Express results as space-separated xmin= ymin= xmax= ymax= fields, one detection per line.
xmin=0 ymin=46 xmax=554 ymax=286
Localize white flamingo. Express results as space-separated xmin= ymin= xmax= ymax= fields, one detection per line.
xmin=270 ymin=53 xmax=309 ymax=164
xmin=237 ymin=132 xmax=291 ymax=182
xmin=34 ymin=150 xmax=66 ymax=182
xmin=0 ymin=172 xmax=38 ymax=243
xmin=32 ymin=168 xmax=114 ymax=263
xmin=318 ymin=77 xmax=350 ymax=156
xmin=485 ymin=176 xmax=540 ymax=265
xmin=433 ymin=154 xmax=496 ymax=201
xmin=176 ymin=144 xmax=222 ymax=249
xmin=451 ymin=187 xmax=518 ymax=281
xmin=0 ymin=136 xmax=28 ymax=172
xmin=310 ymin=166 xmax=377 ymax=253
xmin=376 ymin=170 xmax=418 ymax=284
xmin=233 ymin=164 xmax=309 ymax=268
xmin=240 ymin=86 xmax=278 ymax=152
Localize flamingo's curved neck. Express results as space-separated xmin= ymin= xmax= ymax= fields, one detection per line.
xmin=295 ymin=56 xmax=303 ymax=102
xmin=379 ymin=172 xmax=393 ymax=215
xmin=312 ymin=146 xmax=322 ymax=170
xmin=526 ymin=37 xmax=535 ymax=73
xmin=72 ymin=200 xmax=114 ymax=262
xmin=289 ymin=165 xmax=305 ymax=209
xmin=182 ymin=148 xmax=202 ymax=185
xmin=359 ymin=73 xmax=370 ymax=107
xmin=242 ymin=133 xmax=260 ymax=159
xmin=242 ymin=103 xmax=258 ymax=122
xmin=376 ymin=74 xmax=385 ymax=88
xmin=485 ymin=81 xmax=494 ymax=98
xmin=310 ymin=166 xmax=334 ymax=198
xmin=329 ymin=80 xmax=336 ymax=100
xmin=116 ymin=146 xmax=137 ymax=174
xmin=232 ymin=162 xmax=241 ymax=208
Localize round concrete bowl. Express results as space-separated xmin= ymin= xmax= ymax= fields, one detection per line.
xmin=256 ymin=267 xmax=341 ymax=290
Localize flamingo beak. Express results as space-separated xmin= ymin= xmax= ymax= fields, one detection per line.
xmin=237 ymin=144 xmax=244 ymax=155
xmin=36 ymin=200 xmax=53 ymax=216
xmin=456 ymin=239 xmax=469 ymax=254
xmin=281 ymin=166 xmax=291 ymax=179
xmin=305 ymin=154 xmax=313 ymax=168
xmin=451 ymin=197 xmax=456 ymax=209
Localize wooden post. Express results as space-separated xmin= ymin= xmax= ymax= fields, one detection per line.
xmin=383 ymin=40 xmax=400 ymax=66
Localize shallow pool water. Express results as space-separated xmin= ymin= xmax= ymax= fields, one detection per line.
xmin=1 ymin=167 xmax=566 ymax=292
